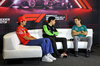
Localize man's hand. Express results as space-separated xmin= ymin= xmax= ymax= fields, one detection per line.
xmin=80 ymin=31 xmax=88 ymax=35
xmin=72 ymin=30 xmax=81 ymax=36
xmin=81 ymin=31 xmax=84 ymax=33
xmin=23 ymin=35 xmax=36 ymax=40
xmin=30 ymin=36 xmax=37 ymax=39
xmin=29 ymin=35 xmax=37 ymax=39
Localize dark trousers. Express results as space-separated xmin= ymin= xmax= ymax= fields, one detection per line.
xmin=43 ymin=36 xmax=67 ymax=55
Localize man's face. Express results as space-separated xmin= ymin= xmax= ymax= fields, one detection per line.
xmin=22 ymin=21 xmax=27 ymax=26
xmin=51 ymin=19 xmax=56 ymax=25
xmin=74 ymin=19 xmax=81 ymax=25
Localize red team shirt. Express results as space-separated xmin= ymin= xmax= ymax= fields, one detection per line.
xmin=16 ymin=25 xmax=30 ymax=45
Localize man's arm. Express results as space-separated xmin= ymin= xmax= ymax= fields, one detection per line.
xmin=72 ymin=30 xmax=81 ymax=36
xmin=81 ymin=25 xmax=88 ymax=35
xmin=72 ymin=30 xmax=88 ymax=36
xmin=52 ymin=26 xmax=58 ymax=36
xmin=80 ymin=31 xmax=88 ymax=35
xmin=43 ymin=25 xmax=54 ymax=36
xmin=29 ymin=35 xmax=37 ymax=39
xmin=53 ymin=31 xmax=58 ymax=36
xmin=23 ymin=35 xmax=36 ymax=40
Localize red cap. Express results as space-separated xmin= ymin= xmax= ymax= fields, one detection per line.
xmin=16 ymin=16 xmax=27 ymax=23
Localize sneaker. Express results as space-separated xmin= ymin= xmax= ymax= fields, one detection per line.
xmin=56 ymin=52 xmax=63 ymax=58
xmin=42 ymin=55 xmax=53 ymax=62
xmin=47 ymin=54 xmax=56 ymax=60
xmin=60 ymin=54 xmax=64 ymax=58
xmin=75 ymin=51 xmax=78 ymax=57
xmin=61 ymin=52 xmax=68 ymax=57
xmin=85 ymin=50 xmax=90 ymax=58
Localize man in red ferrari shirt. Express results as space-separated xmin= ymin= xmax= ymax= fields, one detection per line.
xmin=16 ymin=16 xmax=56 ymax=62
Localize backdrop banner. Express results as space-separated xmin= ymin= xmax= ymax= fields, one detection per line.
xmin=0 ymin=0 xmax=99 ymax=53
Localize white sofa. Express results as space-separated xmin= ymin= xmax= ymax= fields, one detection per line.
xmin=3 ymin=28 xmax=93 ymax=60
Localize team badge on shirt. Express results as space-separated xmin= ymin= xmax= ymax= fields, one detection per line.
xmin=24 ymin=31 xmax=26 ymax=33
xmin=18 ymin=29 xmax=23 ymax=34
xmin=75 ymin=27 xmax=78 ymax=30
xmin=81 ymin=27 xmax=84 ymax=29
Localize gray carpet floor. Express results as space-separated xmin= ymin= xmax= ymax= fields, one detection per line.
xmin=0 ymin=45 xmax=100 ymax=66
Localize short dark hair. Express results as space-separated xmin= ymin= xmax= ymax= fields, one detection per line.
xmin=73 ymin=16 xmax=81 ymax=20
xmin=18 ymin=22 xmax=20 ymax=25
xmin=48 ymin=16 xmax=55 ymax=23
xmin=17 ymin=21 xmax=23 ymax=25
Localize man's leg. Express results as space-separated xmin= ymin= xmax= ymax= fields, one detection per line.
xmin=74 ymin=36 xmax=80 ymax=57
xmin=55 ymin=37 xmax=67 ymax=53
xmin=42 ymin=38 xmax=56 ymax=60
xmin=26 ymin=39 xmax=49 ymax=55
xmin=74 ymin=36 xmax=80 ymax=51
xmin=41 ymin=38 xmax=54 ymax=54
xmin=26 ymin=38 xmax=54 ymax=62
xmin=80 ymin=36 xmax=92 ymax=51
xmin=80 ymin=36 xmax=92 ymax=57
xmin=43 ymin=37 xmax=61 ymax=58
xmin=55 ymin=37 xmax=68 ymax=57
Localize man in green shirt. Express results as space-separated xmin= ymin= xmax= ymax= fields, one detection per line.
xmin=43 ymin=17 xmax=68 ymax=58
xmin=72 ymin=16 xmax=92 ymax=57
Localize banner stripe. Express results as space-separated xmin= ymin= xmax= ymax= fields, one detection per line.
xmin=0 ymin=0 xmax=6 ymax=6
xmin=83 ymin=0 xmax=92 ymax=10
xmin=78 ymin=0 xmax=86 ymax=9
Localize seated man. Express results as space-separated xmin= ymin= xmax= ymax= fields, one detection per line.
xmin=72 ymin=16 xmax=92 ymax=57
xmin=43 ymin=16 xmax=68 ymax=58
xmin=16 ymin=16 xmax=56 ymax=62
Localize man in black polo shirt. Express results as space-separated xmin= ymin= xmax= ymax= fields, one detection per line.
xmin=43 ymin=16 xmax=68 ymax=58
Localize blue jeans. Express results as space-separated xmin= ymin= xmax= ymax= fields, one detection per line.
xmin=26 ymin=38 xmax=54 ymax=56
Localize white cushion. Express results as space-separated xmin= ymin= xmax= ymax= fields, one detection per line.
xmin=28 ymin=29 xmax=43 ymax=39
xmin=3 ymin=45 xmax=42 ymax=59
xmin=56 ymin=41 xmax=88 ymax=49
xmin=3 ymin=32 xmax=20 ymax=50
xmin=57 ymin=29 xmax=73 ymax=39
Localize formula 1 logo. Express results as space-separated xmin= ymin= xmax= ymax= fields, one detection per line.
xmin=23 ymin=14 xmax=67 ymax=23
xmin=23 ymin=14 xmax=46 ymax=23
xmin=74 ymin=0 xmax=92 ymax=10
xmin=0 ymin=0 xmax=5 ymax=6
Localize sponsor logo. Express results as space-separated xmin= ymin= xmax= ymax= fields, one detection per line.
xmin=0 ymin=18 xmax=10 ymax=24
xmin=46 ymin=15 xmax=67 ymax=22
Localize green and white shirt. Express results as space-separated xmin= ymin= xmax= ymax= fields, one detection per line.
xmin=72 ymin=25 xmax=87 ymax=37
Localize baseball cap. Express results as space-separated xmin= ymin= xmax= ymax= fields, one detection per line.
xmin=16 ymin=16 xmax=27 ymax=23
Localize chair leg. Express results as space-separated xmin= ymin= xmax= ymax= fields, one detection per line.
xmin=3 ymin=59 xmax=7 ymax=66
xmin=37 ymin=58 xmax=41 ymax=64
